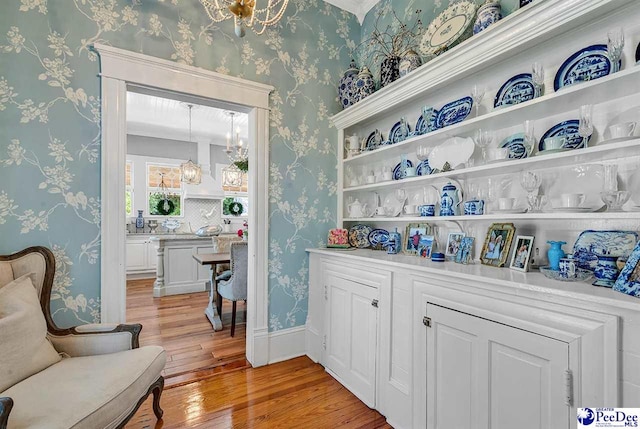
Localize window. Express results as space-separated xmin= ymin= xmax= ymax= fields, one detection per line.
xmin=147 ymin=163 xmax=183 ymax=217
xmin=125 ymin=161 xmax=133 ymax=216
xmin=223 ymin=196 xmax=248 ymax=217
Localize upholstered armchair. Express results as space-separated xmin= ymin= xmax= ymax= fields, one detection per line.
xmin=217 ymin=242 xmax=248 ymax=337
xmin=0 ymin=247 xmax=165 ymax=429
xmin=212 ymin=234 xmax=243 ymax=281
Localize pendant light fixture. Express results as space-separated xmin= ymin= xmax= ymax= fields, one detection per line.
xmin=180 ymin=103 xmax=202 ymax=184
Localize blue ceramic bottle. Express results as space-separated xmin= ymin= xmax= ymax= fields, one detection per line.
xmin=136 ymin=210 xmax=145 ymax=229
xmin=547 ymin=240 xmax=567 ymax=271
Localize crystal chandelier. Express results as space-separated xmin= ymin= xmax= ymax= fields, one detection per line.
xmin=225 ymin=111 xmax=248 ymax=169
xmin=199 ymin=0 xmax=289 ymax=37
xmin=180 ymin=104 xmax=202 ymax=184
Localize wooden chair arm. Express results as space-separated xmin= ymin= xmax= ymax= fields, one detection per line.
xmin=68 ymin=323 xmax=142 ymax=349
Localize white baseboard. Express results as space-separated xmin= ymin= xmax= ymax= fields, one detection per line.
xmin=126 ymin=272 xmax=155 ymax=280
xmin=268 ymin=326 xmax=306 ymax=364
xmin=153 ymin=281 xmax=207 ymax=297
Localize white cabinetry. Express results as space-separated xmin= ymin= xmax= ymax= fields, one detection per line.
xmin=426 ymin=303 xmax=569 ymax=429
xmin=126 ymin=236 xmax=157 ymax=274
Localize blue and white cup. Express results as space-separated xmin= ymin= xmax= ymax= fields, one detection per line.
xmin=419 ymin=204 xmax=435 ymax=217
xmin=464 ymin=199 xmax=484 ymax=215
xmin=559 ymin=256 xmax=577 ymax=279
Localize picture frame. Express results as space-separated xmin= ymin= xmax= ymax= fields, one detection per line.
xmin=403 ymin=223 xmax=432 ymax=255
xmin=613 ymin=240 xmax=640 ymax=297
xmin=480 ymin=223 xmax=516 ymax=267
xmin=418 ymin=235 xmax=435 ymax=259
xmin=445 ymin=232 xmax=465 ymax=257
xmin=509 ymin=235 xmax=535 ymax=272
xmin=455 ymin=237 xmax=475 ymax=264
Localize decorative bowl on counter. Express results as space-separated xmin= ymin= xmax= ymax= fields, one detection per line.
xmin=539 ymin=266 xmax=593 ymax=282
xmin=195 ymin=224 xmax=222 ymax=236
xmin=162 ymin=219 xmax=181 ymax=232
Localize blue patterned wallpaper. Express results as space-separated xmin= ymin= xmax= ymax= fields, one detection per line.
xmin=0 ymin=0 xmax=358 ymax=330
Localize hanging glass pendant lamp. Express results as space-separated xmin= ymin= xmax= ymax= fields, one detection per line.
xmin=180 ymin=104 xmax=202 ymax=184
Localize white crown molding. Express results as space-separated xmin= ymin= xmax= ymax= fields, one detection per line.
xmin=323 ymin=0 xmax=379 ymax=24
xmin=330 ymin=0 xmax=634 ymax=129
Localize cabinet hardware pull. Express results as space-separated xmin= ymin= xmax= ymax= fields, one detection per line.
xmin=371 ymin=299 xmax=378 ymax=308
xmin=423 ymin=316 xmax=431 ymax=327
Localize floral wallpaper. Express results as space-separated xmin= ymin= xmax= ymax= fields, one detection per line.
xmin=0 ymin=0 xmax=358 ymax=330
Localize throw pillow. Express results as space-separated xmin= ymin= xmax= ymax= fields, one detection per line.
xmin=0 ymin=273 xmax=61 ymax=392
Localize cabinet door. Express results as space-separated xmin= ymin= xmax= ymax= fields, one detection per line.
xmin=325 ymin=273 xmax=378 ymax=408
xmin=147 ymin=241 xmax=158 ymax=270
xmin=426 ymin=304 xmax=569 ymax=429
xmin=126 ymin=239 xmax=148 ymax=271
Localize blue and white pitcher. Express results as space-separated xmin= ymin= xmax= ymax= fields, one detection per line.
xmin=439 ymin=182 xmax=463 ymax=216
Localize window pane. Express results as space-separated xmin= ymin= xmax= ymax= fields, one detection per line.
xmin=148 ymin=165 xmax=181 ymax=189
xmin=126 ymin=161 xmax=132 ymax=187
xmin=125 ymin=190 xmax=132 ymax=216
xmin=222 ymin=197 xmax=248 ymax=216
xmin=149 ymin=192 xmax=181 ymax=216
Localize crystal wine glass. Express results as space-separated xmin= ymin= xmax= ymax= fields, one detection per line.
xmin=532 ymin=62 xmax=545 ymax=98
xmin=520 ymin=171 xmax=542 ymax=212
xmin=416 ymin=145 xmax=431 ymax=161
xmin=474 ymin=129 xmax=494 ymax=162
xmin=607 ymin=27 xmax=624 ymax=74
xmin=471 ymin=85 xmax=485 ymax=117
xmin=523 ymin=120 xmax=536 ymax=156
xmin=579 ymin=104 xmax=594 ymax=149
xmin=395 ymin=188 xmax=407 ymax=203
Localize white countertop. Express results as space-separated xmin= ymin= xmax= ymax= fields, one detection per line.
xmin=149 ymin=234 xmax=212 ymax=241
xmin=307 ymin=248 xmax=640 ymax=312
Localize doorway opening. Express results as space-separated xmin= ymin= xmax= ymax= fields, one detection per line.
xmin=124 ymin=87 xmax=251 ymax=384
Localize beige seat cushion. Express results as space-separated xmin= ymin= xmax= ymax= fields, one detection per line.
xmin=2 ymin=346 xmax=166 ymax=429
xmin=0 ymin=274 xmax=61 ymax=392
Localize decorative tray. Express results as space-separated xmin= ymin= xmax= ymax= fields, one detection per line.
xmin=539 ymin=266 xmax=594 ymax=282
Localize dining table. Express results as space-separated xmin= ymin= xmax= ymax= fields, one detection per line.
xmin=192 ymin=252 xmax=231 ymax=331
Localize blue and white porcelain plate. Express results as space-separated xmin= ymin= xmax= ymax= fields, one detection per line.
xmin=414 ymin=109 xmax=439 ymax=135
xmin=573 ymin=230 xmax=638 ymax=271
xmin=348 ymin=224 xmax=372 ymax=248
xmin=368 ymin=229 xmax=390 ymax=247
xmin=494 ymin=73 xmax=535 ymax=108
xmin=435 ymin=96 xmax=473 ymax=129
xmin=393 ymin=160 xmax=413 ymax=180
xmin=364 ymin=131 xmax=381 ymax=151
xmin=554 ymin=44 xmax=620 ymax=91
xmin=499 ymin=133 xmax=528 ymax=159
xmin=539 ymin=120 xmax=590 ymax=151
xmin=416 ymin=159 xmax=432 ymax=175
xmin=389 ymin=121 xmax=410 ymax=144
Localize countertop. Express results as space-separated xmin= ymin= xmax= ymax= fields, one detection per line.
xmin=307 ymin=247 xmax=640 ymax=312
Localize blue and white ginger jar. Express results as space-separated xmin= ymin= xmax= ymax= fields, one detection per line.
xmin=338 ymin=59 xmax=359 ymax=110
xmin=399 ymin=49 xmax=422 ymax=78
xmin=473 ymin=1 xmax=502 ymax=35
xmin=354 ymin=66 xmax=376 ymax=102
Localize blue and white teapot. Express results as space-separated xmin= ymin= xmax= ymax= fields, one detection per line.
xmin=439 ymin=182 xmax=463 ymax=216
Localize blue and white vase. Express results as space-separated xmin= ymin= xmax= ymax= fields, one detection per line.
xmin=593 ymin=255 xmax=620 ymax=288
xmin=380 ymin=56 xmax=400 ymax=87
xmin=399 ymin=49 xmax=422 ymax=78
xmin=338 ymin=59 xmax=359 ymax=110
xmin=473 ymin=1 xmax=502 ymax=35
xmin=354 ymin=66 xmax=375 ymax=102
xmin=135 ymin=210 xmax=145 ymax=229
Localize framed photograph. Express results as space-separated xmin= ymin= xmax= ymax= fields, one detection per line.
xmin=445 ymin=232 xmax=465 ymax=257
xmin=480 ymin=223 xmax=516 ymax=267
xmin=613 ymin=241 xmax=640 ymax=297
xmin=509 ymin=235 xmax=535 ymax=272
xmin=404 ymin=223 xmax=432 ymax=255
xmin=418 ymin=235 xmax=435 ymax=258
xmin=455 ymin=237 xmax=475 ymax=264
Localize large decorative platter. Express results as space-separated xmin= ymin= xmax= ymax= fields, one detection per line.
xmin=429 ymin=137 xmax=474 ymax=170
xmin=435 ymin=96 xmax=473 ymax=129
xmin=348 ymin=224 xmax=372 ymax=248
xmin=499 ymin=133 xmax=528 ymax=159
xmin=572 ymin=230 xmax=638 ymax=271
xmin=416 ymin=159 xmax=432 ymax=176
xmin=364 ymin=130 xmax=382 ymax=151
xmin=368 ymin=228 xmax=390 ymax=248
xmin=393 ymin=160 xmax=414 ymax=180
xmin=414 ymin=109 xmax=439 ymax=135
xmin=539 ymin=120 xmax=590 ymax=151
xmin=389 ymin=121 xmax=410 ymax=144
xmin=554 ymin=44 xmax=619 ymax=91
xmin=494 ymin=73 xmax=535 ymax=108
xmin=419 ymin=1 xmax=477 ymax=56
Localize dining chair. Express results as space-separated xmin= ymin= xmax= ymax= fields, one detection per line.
xmin=216 ymin=242 xmax=248 ymax=337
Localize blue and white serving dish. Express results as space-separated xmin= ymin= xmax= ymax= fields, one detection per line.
xmin=572 ymin=230 xmax=638 ymax=271
xmin=435 ymin=97 xmax=473 ymax=129
xmin=539 ymin=120 xmax=590 ymax=152
xmin=499 ymin=133 xmax=528 ymax=159
xmin=494 ymin=73 xmax=535 ymax=108
xmin=414 ymin=109 xmax=439 ymax=135
xmin=389 ymin=120 xmax=410 ymax=143
xmin=368 ymin=228 xmax=390 ymax=248
xmin=416 ymin=159 xmax=432 ymax=176
xmin=348 ymin=224 xmax=372 ymax=248
xmin=364 ymin=130 xmax=382 ymax=151
xmin=393 ymin=160 xmax=414 ymax=180
xmin=554 ymin=44 xmax=620 ymax=91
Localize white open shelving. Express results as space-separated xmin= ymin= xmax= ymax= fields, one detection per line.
xmin=344 ymin=211 xmax=640 ymax=223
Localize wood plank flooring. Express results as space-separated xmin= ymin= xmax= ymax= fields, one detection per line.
xmin=126 ymin=278 xmax=249 ymax=385
xmin=126 ymin=356 xmax=392 ymax=429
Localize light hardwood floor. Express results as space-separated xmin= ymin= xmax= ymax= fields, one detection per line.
xmin=127 ymin=356 xmax=391 ymax=429
xmin=126 ymin=278 xmax=249 ymax=385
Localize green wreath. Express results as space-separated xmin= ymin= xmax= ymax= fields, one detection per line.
xmin=156 ymin=198 xmax=175 ymax=216
xmin=229 ymin=201 xmax=243 ymax=216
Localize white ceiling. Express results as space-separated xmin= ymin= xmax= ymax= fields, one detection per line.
xmin=322 ymin=0 xmax=379 ymax=24
xmin=126 ymin=91 xmax=249 ymax=146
